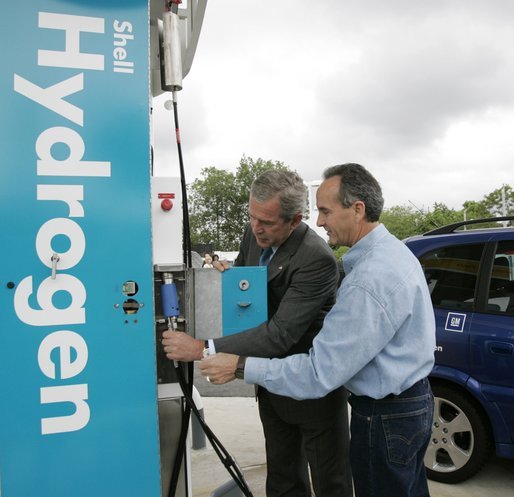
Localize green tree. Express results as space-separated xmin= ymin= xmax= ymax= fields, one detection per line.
xmin=190 ymin=160 xmax=512 ymax=254
xmin=482 ymin=184 xmax=514 ymax=217
xmin=380 ymin=205 xmax=424 ymax=240
xmin=416 ymin=203 xmax=462 ymax=233
xmin=189 ymin=167 xmax=236 ymax=250
xmin=188 ymin=156 xmax=289 ymax=251
xmin=461 ymin=200 xmax=490 ymax=222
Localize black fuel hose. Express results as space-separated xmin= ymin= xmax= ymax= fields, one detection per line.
xmin=166 ymin=91 xmax=253 ymax=497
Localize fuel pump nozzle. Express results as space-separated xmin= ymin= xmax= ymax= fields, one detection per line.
xmin=161 ymin=272 xmax=181 ymax=365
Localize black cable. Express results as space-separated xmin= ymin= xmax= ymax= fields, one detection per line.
xmin=167 ymin=90 xmax=193 ymax=497
xmin=167 ymin=364 xmax=192 ymax=497
xmin=167 ymin=90 xmax=253 ymax=497
xmin=172 ymin=92 xmax=192 ymax=268
xmin=174 ymin=365 xmax=254 ymax=497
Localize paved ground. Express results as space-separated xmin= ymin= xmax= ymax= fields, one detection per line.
xmin=193 ymin=367 xmax=254 ymax=398
xmin=191 ymin=397 xmax=514 ymax=497
xmin=190 ymin=373 xmax=514 ymax=497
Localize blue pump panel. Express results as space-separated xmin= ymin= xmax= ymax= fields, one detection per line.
xmin=222 ymin=267 xmax=268 ymax=336
xmin=0 ymin=2 xmax=161 ymax=497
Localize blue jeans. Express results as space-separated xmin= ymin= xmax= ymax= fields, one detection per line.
xmin=348 ymin=378 xmax=433 ymax=497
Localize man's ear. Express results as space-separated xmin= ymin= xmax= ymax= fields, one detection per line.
xmin=290 ymin=213 xmax=303 ymax=229
xmin=353 ymin=201 xmax=366 ymax=221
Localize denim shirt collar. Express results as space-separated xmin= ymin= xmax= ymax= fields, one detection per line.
xmin=342 ymin=223 xmax=388 ymax=275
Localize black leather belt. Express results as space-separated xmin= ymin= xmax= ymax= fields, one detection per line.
xmin=350 ymin=378 xmax=429 ymax=402
xmin=382 ymin=378 xmax=428 ymax=400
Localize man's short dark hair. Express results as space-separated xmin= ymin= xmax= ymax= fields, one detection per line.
xmin=323 ymin=163 xmax=384 ymax=222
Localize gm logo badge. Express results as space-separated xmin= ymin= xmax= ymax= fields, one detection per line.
xmin=445 ymin=312 xmax=466 ymax=332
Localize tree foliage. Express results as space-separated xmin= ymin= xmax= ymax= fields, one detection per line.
xmin=188 ymin=155 xmax=513 ymax=250
xmin=380 ymin=205 xmax=423 ymax=240
xmin=188 ymin=156 xmax=289 ymax=251
xmin=415 ymin=203 xmax=463 ymax=234
xmin=461 ymin=200 xmax=490 ymax=221
xmin=382 ymin=186 xmax=513 ymax=240
xmin=482 ymin=184 xmax=514 ymax=217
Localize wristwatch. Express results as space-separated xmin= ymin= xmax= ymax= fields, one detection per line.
xmin=234 ymin=356 xmax=246 ymax=380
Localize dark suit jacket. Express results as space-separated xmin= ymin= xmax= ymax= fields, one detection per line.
xmin=213 ymin=222 xmax=338 ymax=358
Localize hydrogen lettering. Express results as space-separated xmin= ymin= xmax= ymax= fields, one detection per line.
xmin=36 ymin=126 xmax=111 ymax=177
xmin=14 ymin=274 xmax=86 ymax=327
xmin=12 ymin=10 xmax=111 ymax=435
xmin=13 ymin=74 xmax=84 ymax=126
xmin=37 ymin=185 xmax=85 ymax=218
xmin=40 ymin=385 xmax=90 ymax=434
xmin=38 ymin=12 xmax=105 ymax=70
xmin=38 ymin=330 xmax=88 ymax=380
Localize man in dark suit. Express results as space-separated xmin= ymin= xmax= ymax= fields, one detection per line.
xmin=162 ymin=170 xmax=352 ymax=497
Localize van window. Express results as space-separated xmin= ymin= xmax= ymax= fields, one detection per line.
xmin=419 ymin=243 xmax=484 ymax=311
xmin=488 ymin=242 xmax=514 ymax=314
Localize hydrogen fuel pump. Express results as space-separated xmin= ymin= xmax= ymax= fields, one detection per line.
xmin=0 ymin=1 xmax=267 ymax=496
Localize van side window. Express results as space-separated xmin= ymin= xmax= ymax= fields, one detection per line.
xmin=488 ymin=242 xmax=514 ymax=315
xmin=419 ymin=243 xmax=484 ymax=311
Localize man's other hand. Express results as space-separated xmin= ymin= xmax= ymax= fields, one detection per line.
xmin=161 ymin=330 xmax=204 ymax=362
xmin=199 ymin=353 xmax=239 ymax=384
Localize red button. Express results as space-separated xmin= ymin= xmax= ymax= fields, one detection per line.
xmin=161 ymin=198 xmax=173 ymax=211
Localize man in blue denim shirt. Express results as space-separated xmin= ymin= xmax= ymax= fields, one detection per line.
xmin=201 ymin=163 xmax=436 ymax=497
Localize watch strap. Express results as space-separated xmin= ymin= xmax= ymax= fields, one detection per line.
xmin=234 ymin=356 xmax=246 ymax=380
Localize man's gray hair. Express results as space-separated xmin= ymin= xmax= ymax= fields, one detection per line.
xmin=250 ymin=169 xmax=307 ymax=221
xmin=323 ymin=163 xmax=384 ymax=222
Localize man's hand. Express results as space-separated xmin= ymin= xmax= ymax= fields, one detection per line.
xmin=199 ymin=353 xmax=239 ymax=384
xmin=213 ymin=260 xmax=231 ymax=272
xmin=161 ymin=330 xmax=204 ymax=362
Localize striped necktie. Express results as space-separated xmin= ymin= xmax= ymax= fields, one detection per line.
xmin=259 ymin=247 xmax=274 ymax=266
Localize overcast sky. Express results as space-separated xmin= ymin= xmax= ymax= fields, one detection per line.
xmin=152 ymin=0 xmax=514 ymax=210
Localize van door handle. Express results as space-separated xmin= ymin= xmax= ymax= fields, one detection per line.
xmin=488 ymin=342 xmax=513 ymax=355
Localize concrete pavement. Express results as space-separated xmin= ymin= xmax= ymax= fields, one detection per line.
xmin=190 ymin=396 xmax=514 ymax=497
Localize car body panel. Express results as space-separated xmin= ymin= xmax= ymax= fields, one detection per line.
xmin=404 ymin=221 xmax=514 ymax=472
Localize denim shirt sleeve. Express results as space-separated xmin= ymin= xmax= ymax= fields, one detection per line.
xmin=244 ymin=283 xmax=397 ymax=399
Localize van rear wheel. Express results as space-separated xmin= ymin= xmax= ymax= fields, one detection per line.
xmin=424 ymin=383 xmax=493 ymax=483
